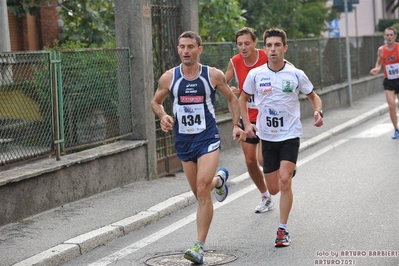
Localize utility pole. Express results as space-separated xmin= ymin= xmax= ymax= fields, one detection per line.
xmin=344 ymin=0 xmax=353 ymax=107
xmin=0 ymin=0 xmax=11 ymax=52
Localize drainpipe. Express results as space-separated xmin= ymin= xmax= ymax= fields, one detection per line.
xmin=373 ymin=0 xmax=377 ymax=31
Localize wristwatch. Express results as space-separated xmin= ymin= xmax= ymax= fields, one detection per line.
xmin=316 ymin=110 xmax=323 ymax=118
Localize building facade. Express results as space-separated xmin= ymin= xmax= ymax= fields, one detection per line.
xmin=325 ymin=0 xmax=399 ymax=37
xmin=7 ymin=0 xmax=62 ymax=51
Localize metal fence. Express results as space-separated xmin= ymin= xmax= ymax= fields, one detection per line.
xmin=0 ymin=52 xmax=53 ymax=164
xmin=151 ymin=34 xmax=384 ymax=176
xmin=200 ymin=35 xmax=385 ymax=114
xmin=0 ymin=34 xmax=385 ymax=169
xmin=284 ymin=36 xmax=384 ymax=88
xmin=0 ymin=48 xmax=133 ymax=166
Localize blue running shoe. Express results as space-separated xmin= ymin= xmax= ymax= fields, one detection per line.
xmin=392 ymin=129 xmax=399 ymax=139
xmin=214 ymin=168 xmax=229 ymax=202
xmin=184 ymin=242 xmax=204 ymax=264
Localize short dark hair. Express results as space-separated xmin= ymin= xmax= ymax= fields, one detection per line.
xmin=178 ymin=31 xmax=202 ymax=46
xmin=263 ymin=28 xmax=287 ymax=46
xmin=235 ymin=27 xmax=257 ymax=43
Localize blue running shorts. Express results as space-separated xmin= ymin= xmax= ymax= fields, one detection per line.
xmin=175 ymin=138 xmax=221 ymax=163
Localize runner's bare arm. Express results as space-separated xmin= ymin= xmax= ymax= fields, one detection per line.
xmin=225 ymin=61 xmax=240 ymax=95
xmin=211 ymin=67 xmax=245 ymax=142
xmin=151 ymin=71 xmax=174 ymax=132
xmin=370 ymin=46 xmax=383 ymax=75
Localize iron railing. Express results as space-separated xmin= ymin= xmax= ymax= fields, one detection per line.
xmin=152 ymin=0 xmax=182 ymax=176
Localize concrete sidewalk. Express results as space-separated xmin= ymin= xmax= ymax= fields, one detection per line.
xmin=1 ymin=92 xmax=390 ymax=266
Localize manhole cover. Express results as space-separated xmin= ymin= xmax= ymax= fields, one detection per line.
xmin=144 ymin=250 xmax=238 ymax=265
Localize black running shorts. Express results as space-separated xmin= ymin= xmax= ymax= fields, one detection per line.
xmin=261 ymin=137 xmax=300 ymax=174
xmin=383 ymin=78 xmax=399 ymax=94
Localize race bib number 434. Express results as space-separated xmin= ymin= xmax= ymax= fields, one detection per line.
xmin=177 ymin=104 xmax=206 ymax=134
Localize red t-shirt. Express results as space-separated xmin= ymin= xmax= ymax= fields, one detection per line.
xmin=382 ymin=43 xmax=399 ymax=80
xmin=231 ymin=49 xmax=268 ymax=122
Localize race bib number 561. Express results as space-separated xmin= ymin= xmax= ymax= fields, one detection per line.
xmin=260 ymin=107 xmax=288 ymax=134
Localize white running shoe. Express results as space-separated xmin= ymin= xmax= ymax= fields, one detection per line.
xmin=255 ymin=196 xmax=274 ymax=213
xmin=214 ymin=168 xmax=229 ymax=202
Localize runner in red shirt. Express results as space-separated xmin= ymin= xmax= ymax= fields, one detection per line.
xmin=370 ymin=27 xmax=399 ymax=139
xmin=225 ymin=27 xmax=274 ymax=213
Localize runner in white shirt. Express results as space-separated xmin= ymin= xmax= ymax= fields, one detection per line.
xmin=244 ymin=62 xmax=313 ymax=142
xmin=239 ymin=28 xmax=323 ymax=247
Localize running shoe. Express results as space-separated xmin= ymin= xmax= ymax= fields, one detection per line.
xmin=255 ymin=196 xmax=275 ymax=213
xmin=214 ymin=168 xmax=229 ymax=202
xmin=392 ymin=129 xmax=399 ymax=139
xmin=184 ymin=242 xmax=205 ymax=264
xmin=275 ymin=227 xmax=291 ymax=247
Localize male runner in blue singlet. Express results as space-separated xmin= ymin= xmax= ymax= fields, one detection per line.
xmin=151 ymin=31 xmax=245 ymax=264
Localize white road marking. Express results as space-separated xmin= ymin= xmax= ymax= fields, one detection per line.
xmin=88 ymin=185 xmax=256 ymax=266
xmin=89 ymin=139 xmax=349 ymax=265
xmin=297 ymin=139 xmax=348 ymax=167
xmin=350 ymin=123 xmax=392 ymax=138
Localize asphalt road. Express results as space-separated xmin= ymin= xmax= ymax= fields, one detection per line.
xmin=62 ymin=105 xmax=399 ymax=265
xmin=3 ymin=92 xmax=398 ymax=266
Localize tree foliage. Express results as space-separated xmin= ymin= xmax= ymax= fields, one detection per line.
xmin=198 ymin=0 xmax=246 ymax=42
xmin=7 ymin=0 xmax=339 ymax=46
xmin=239 ymin=0 xmax=339 ymax=40
xmin=60 ymin=0 xmax=115 ymax=46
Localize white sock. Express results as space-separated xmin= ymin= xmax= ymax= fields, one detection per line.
xmin=261 ymin=191 xmax=271 ymax=198
xmin=216 ymin=176 xmax=224 ymax=188
xmin=279 ymin=223 xmax=288 ymax=230
xmin=196 ymin=240 xmax=204 ymax=249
